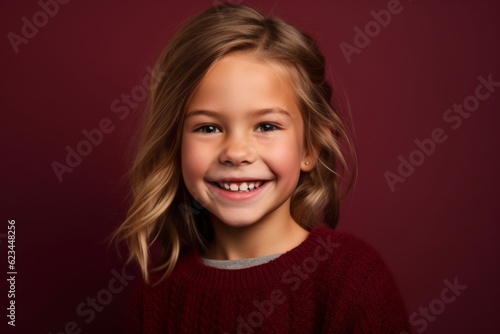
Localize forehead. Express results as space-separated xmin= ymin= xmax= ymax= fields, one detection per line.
xmin=186 ymin=52 xmax=301 ymax=119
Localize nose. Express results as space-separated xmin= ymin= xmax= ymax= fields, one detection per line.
xmin=219 ymin=134 xmax=256 ymax=166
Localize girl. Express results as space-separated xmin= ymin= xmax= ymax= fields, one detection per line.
xmin=114 ymin=3 xmax=410 ymax=333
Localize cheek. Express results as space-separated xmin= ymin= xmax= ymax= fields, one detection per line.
xmin=181 ymin=138 xmax=210 ymax=184
xmin=265 ymin=137 xmax=302 ymax=179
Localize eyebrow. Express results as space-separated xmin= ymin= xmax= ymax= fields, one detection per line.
xmin=185 ymin=107 xmax=292 ymax=119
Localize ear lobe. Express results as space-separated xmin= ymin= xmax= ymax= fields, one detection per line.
xmin=300 ymin=146 xmax=320 ymax=172
xmin=301 ymin=124 xmax=324 ymax=172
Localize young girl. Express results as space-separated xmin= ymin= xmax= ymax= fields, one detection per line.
xmin=114 ymin=3 xmax=410 ymax=333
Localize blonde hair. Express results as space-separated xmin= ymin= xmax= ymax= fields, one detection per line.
xmin=112 ymin=3 xmax=357 ymax=283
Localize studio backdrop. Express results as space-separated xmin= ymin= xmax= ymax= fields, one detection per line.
xmin=2 ymin=0 xmax=499 ymax=333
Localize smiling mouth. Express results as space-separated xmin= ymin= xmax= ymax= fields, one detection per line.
xmin=210 ymin=181 xmax=267 ymax=192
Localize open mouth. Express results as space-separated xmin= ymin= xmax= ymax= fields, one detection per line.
xmin=210 ymin=181 xmax=267 ymax=193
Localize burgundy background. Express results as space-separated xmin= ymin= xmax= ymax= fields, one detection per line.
xmin=2 ymin=0 xmax=499 ymax=333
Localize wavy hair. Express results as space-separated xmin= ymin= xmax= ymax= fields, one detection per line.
xmin=112 ymin=3 xmax=357 ymax=283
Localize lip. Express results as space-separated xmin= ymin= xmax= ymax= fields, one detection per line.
xmin=207 ymin=180 xmax=270 ymax=202
xmin=209 ymin=177 xmax=268 ymax=183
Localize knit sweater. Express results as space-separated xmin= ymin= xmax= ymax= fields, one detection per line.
xmin=125 ymin=225 xmax=411 ymax=333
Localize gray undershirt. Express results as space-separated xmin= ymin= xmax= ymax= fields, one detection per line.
xmin=201 ymin=253 xmax=283 ymax=270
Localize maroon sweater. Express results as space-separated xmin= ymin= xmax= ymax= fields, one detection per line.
xmin=125 ymin=226 xmax=411 ymax=333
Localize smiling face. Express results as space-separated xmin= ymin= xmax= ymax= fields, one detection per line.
xmin=181 ymin=52 xmax=315 ymax=230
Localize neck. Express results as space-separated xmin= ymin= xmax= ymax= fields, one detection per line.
xmin=204 ymin=215 xmax=309 ymax=260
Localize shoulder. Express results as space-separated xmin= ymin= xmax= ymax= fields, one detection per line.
xmin=307 ymin=225 xmax=401 ymax=299
xmin=308 ymin=226 xmax=410 ymax=331
xmin=126 ymin=263 xmax=181 ymax=299
xmin=308 ymin=225 xmax=387 ymax=271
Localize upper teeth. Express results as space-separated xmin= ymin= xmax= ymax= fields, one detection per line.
xmin=218 ymin=181 xmax=262 ymax=192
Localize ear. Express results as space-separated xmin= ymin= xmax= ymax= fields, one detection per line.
xmin=300 ymin=144 xmax=320 ymax=172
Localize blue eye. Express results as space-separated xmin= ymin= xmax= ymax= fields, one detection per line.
xmin=195 ymin=125 xmax=221 ymax=133
xmin=257 ymin=123 xmax=279 ymax=132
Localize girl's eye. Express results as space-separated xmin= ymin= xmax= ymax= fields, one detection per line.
xmin=195 ymin=125 xmax=221 ymax=133
xmin=257 ymin=123 xmax=279 ymax=132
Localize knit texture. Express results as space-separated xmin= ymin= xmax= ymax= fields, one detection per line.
xmin=125 ymin=226 xmax=411 ymax=333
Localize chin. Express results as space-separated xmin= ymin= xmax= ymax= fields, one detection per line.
xmin=211 ymin=211 xmax=264 ymax=229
